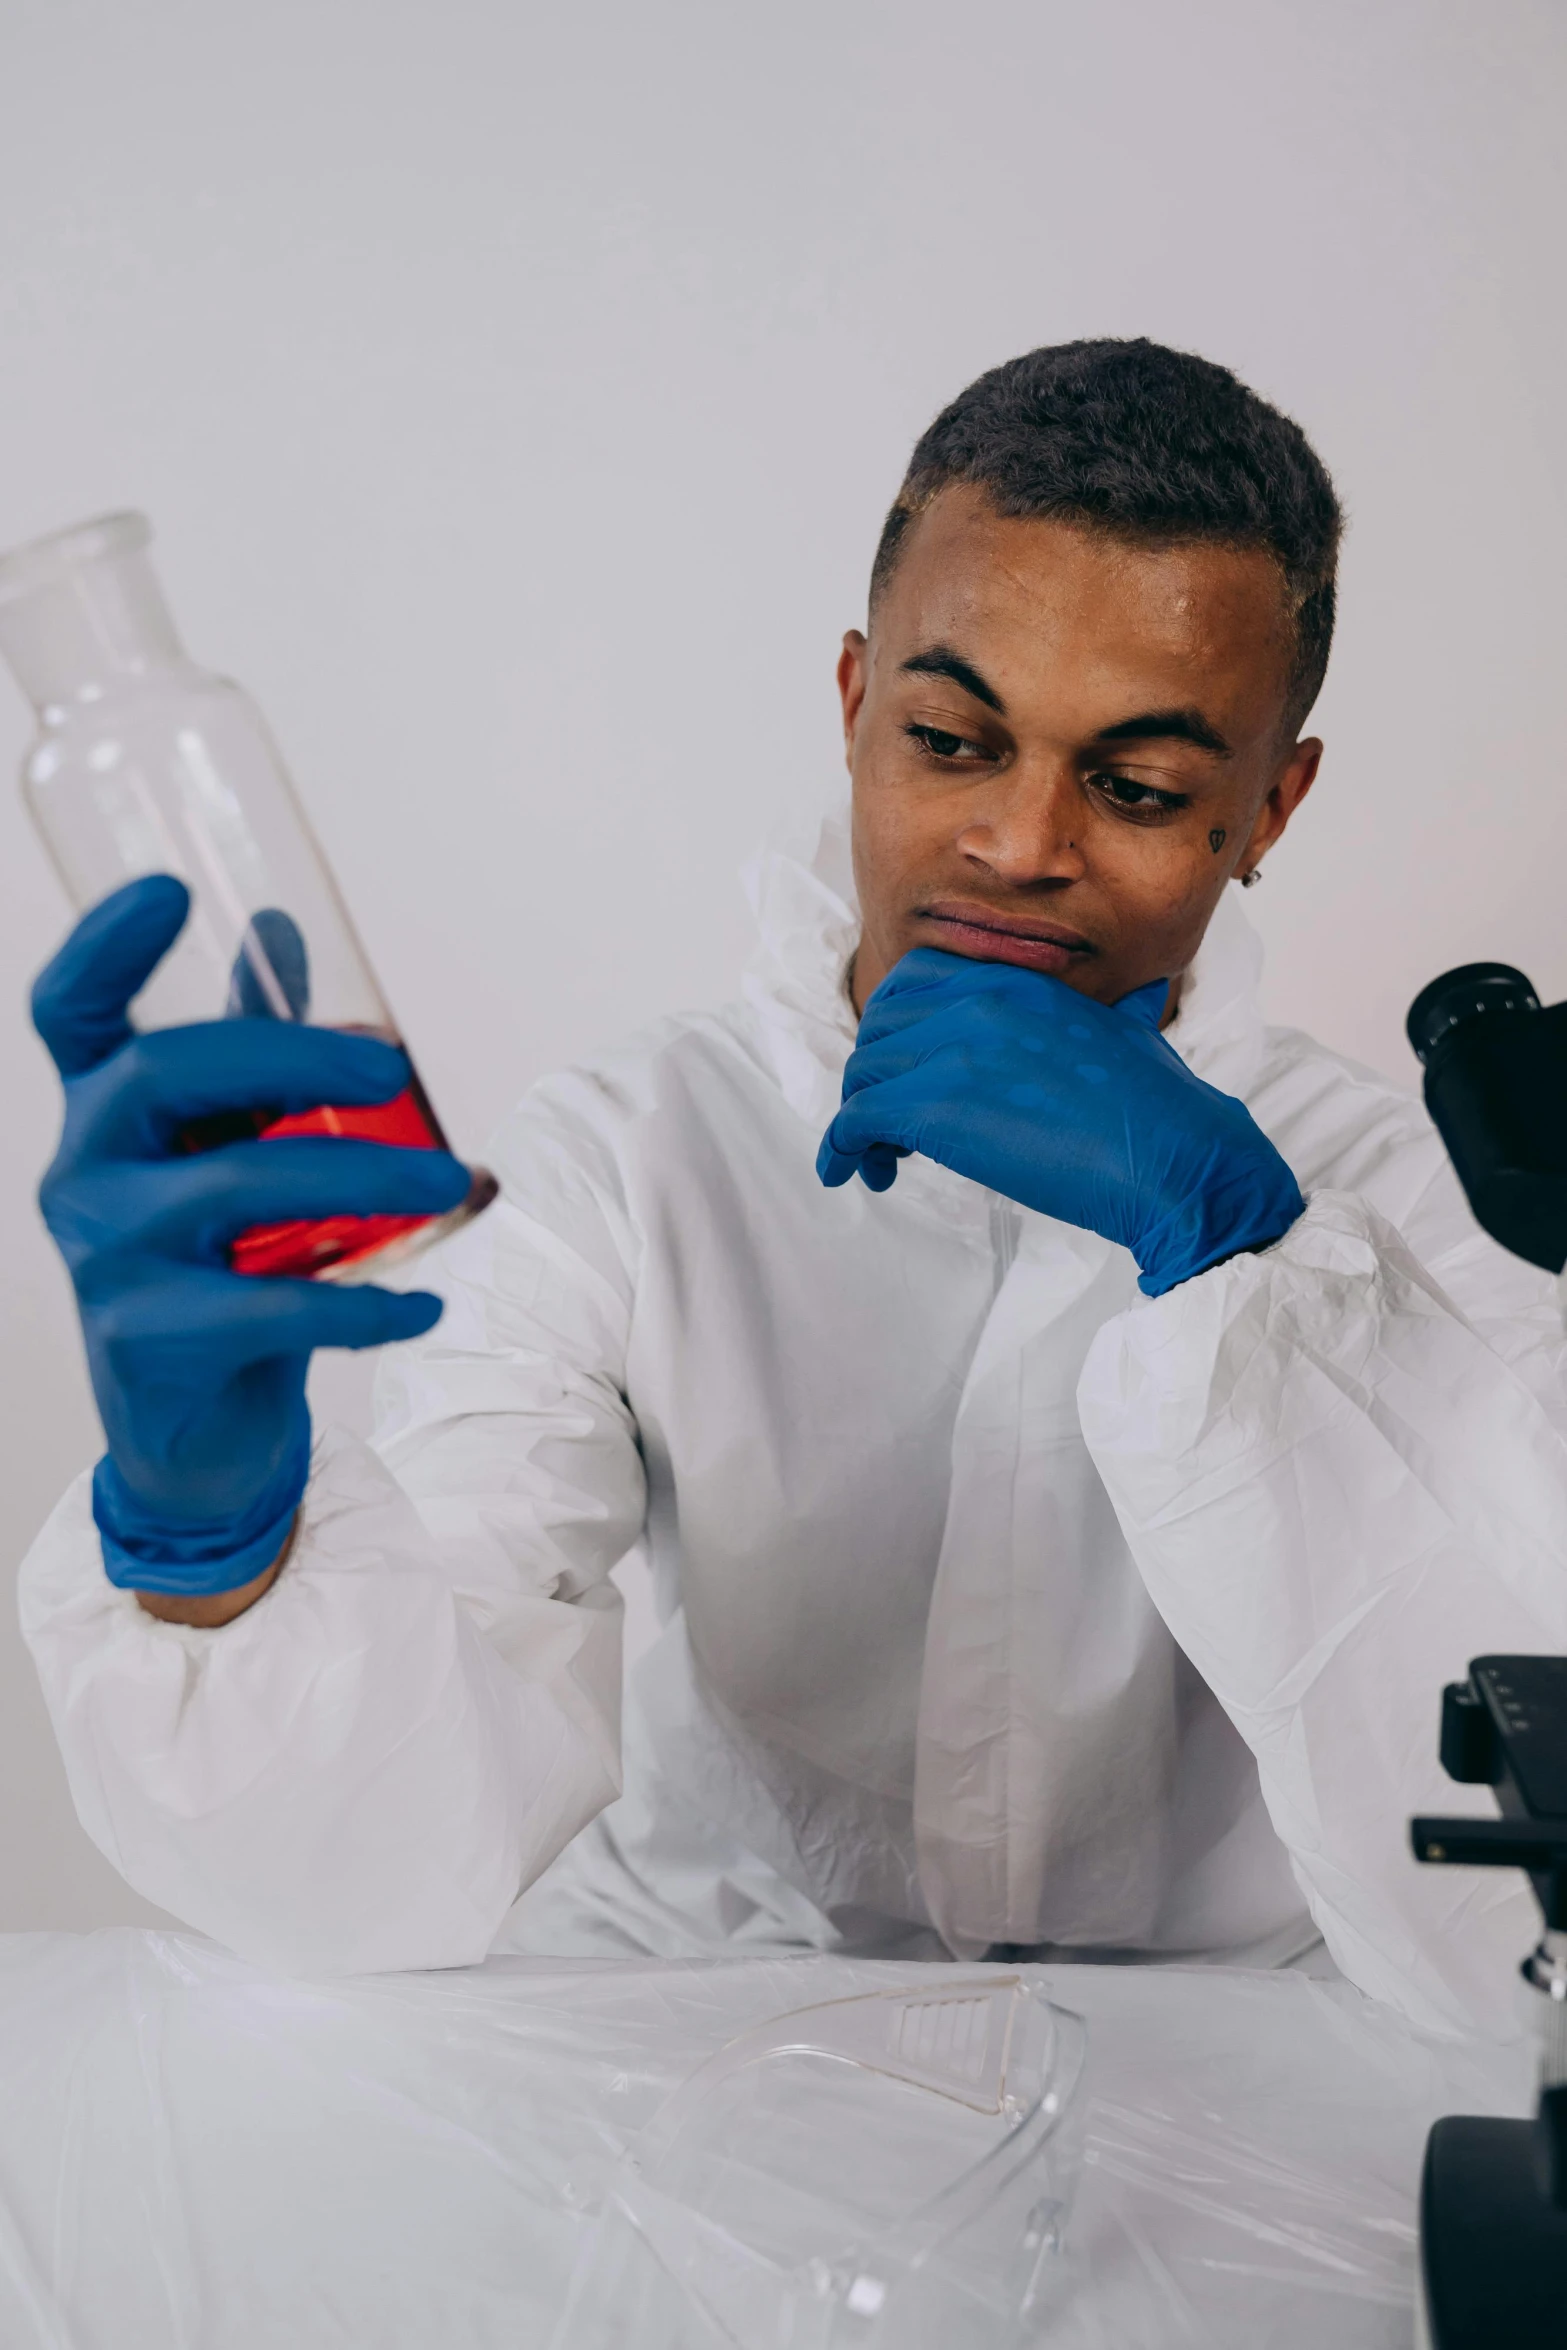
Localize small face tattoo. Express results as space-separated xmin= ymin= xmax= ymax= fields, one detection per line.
xmin=1209 ymin=827 xmax=1227 ymax=854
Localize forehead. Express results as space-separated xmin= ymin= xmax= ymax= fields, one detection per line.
xmin=877 ymin=485 xmax=1294 ymax=727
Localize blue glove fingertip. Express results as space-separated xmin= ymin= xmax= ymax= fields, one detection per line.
xmin=301 ymin=1281 xmax=448 ymax=1353
xmin=314 ymin=1028 xmax=413 ymax=1102
xmin=1114 ymin=977 xmax=1173 ymax=1032
xmin=33 ymin=874 xmax=193 ymax=1079
xmin=387 ymin=1289 xmax=445 ymax=1339
xmin=397 ymin=1149 xmax=472 ymax=1214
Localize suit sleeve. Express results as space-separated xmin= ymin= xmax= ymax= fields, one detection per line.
xmin=18 ymin=1086 xmax=646 ymax=1977
xmin=1077 ymin=1187 xmax=1567 ymax=2034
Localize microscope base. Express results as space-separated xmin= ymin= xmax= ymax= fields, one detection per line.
xmin=1418 ymin=2114 xmax=1567 ymax=2345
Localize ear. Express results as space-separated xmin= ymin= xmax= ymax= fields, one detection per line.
xmin=838 ymin=630 xmax=869 ymax=770
xmin=1236 ymin=735 xmax=1322 ymax=879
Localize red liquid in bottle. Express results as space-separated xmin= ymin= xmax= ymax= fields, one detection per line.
xmin=230 ymin=1084 xmax=450 ymax=1279
xmin=177 ymin=1053 xmax=494 ymax=1283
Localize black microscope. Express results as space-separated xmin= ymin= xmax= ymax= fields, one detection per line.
xmin=1405 ymin=961 xmax=1567 ymax=2346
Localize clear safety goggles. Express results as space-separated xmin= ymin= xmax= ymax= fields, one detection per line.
xmin=549 ymin=1972 xmax=1088 ymax=2349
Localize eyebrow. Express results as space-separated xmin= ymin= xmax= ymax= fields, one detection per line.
xmin=899 ymin=653 xmax=1232 ymax=758
xmin=1096 ymin=707 xmax=1233 ymax=757
xmin=900 ymin=646 xmax=1007 ymax=714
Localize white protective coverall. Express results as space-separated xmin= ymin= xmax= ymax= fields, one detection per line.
xmin=20 ymin=816 xmax=1567 ymax=2033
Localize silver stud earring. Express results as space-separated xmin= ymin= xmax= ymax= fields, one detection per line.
xmin=1241 ymin=867 xmax=1262 ymax=889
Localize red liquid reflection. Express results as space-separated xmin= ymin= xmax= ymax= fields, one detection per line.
xmin=230 ymin=1086 xmax=444 ymax=1279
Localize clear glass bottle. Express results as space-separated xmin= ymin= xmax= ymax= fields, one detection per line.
xmin=0 ymin=510 xmax=495 ymax=1282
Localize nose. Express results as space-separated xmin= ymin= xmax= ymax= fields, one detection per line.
xmin=954 ymin=761 xmax=1086 ymax=890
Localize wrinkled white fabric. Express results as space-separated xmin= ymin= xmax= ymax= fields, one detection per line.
xmin=20 ymin=813 xmax=1567 ymax=2027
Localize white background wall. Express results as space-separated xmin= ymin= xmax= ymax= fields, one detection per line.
xmin=1 ymin=0 xmax=1563 ymax=1929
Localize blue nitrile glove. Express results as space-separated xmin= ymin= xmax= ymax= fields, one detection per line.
xmin=817 ymin=947 xmax=1304 ymax=1297
xmin=32 ymin=875 xmax=471 ymax=1596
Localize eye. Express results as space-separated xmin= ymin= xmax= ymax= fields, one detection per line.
xmin=1088 ymin=771 xmax=1192 ymax=821
xmin=906 ymin=723 xmax=993 ymax=766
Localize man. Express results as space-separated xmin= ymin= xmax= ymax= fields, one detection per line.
xmin=22 ymin=341 xmax=1567 ymax=2031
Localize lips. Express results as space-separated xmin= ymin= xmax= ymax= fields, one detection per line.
xmin=915 ymin=901 xmax=1097 ymax=976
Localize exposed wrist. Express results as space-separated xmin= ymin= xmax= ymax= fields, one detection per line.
xmin=134 ymin=1520 xmax=295 ymax=1625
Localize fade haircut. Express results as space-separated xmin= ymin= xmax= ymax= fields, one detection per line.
xmin=871 ymin=339 xmax=1343 ymax=735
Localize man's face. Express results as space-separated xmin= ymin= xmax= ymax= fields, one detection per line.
xmin=841 ymin=487 xmax=1322 ymax=1014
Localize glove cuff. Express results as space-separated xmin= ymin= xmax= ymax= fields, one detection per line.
xmin=93 ymin=1412 xmax=313 ymax=1597
xmin=1135 ymin=1162 xmax=1307 ymax=1298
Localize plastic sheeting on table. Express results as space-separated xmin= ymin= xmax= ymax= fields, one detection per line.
xmin=0 ymin=1930 xmax=1532 ymax=2348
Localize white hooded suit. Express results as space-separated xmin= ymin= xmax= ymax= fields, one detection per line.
xmin=20 ymin=818 xmax=1567 ymax=2033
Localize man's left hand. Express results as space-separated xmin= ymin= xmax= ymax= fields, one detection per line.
xmin=817 ymin=947 xmax=1304 ymax=1296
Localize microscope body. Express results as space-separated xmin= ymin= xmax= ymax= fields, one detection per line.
xmin=1407 ymin=964 xmax=1567 ymax=2345
xmin=1413 ymin=1661 xmax=1567 ymax=2345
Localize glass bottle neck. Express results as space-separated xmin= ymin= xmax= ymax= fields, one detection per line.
xmin=0 ymin=513 xmax=186 ymax=714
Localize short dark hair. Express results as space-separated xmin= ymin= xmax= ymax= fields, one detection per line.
xmin=871 ymin=338 xmax=1343 ymax=734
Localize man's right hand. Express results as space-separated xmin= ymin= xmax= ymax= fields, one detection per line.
xmin=32 ymin=875 xmax=471 ymax=1620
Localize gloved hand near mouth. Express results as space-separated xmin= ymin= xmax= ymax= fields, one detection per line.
xmin=816 ymin=946 xmax=1305 ymax=1296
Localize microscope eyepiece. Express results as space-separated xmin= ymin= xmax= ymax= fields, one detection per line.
xmin=1406 ymin=963 xmax=1540 ymax=1067
xmin=1407 ymin=960 xmax=1567 ymax=1272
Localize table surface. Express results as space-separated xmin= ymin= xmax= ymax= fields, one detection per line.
xmin=0 ymin=1929 xmax=1531 ymax=2348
